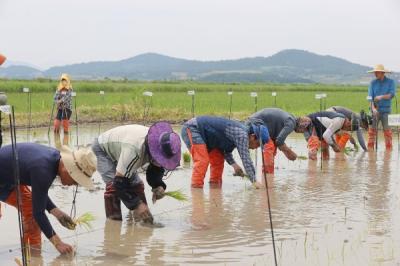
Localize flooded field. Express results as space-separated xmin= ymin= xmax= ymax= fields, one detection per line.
xmin=1 ymin=123 xmax=400 ymax=265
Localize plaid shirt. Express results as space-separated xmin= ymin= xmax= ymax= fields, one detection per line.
xmin=225 ymin=124 xmax=256 ymax=182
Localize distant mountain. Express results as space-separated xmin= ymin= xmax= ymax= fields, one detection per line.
xmin=0 ymin=49 xmax=396 ymax=84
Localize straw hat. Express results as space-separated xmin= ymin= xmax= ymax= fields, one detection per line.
xmin=57 ymin=73 xmax=72 ymax=91
xmin=0 ymin=54 xmax=6 ymax=66
xmin=60 ymin=146 xmax=96 ymax=189
xmin=367 ymin=64 xmax=391 ymax=73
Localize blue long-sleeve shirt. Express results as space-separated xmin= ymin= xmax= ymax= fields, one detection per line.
xmin=368 ymin=76 xmax=396 ymax=113
xmin=0 ymin=143 xmax=60 ymax=239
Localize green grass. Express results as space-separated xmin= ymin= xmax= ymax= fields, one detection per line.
xmin=0 ymin=79 xmax=398 ymax=128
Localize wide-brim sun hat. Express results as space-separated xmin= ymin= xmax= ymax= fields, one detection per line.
xmin=147 ymin=121 xmax=181 ymax=171
xmin=367 ymin=64 xmax=391 ymax=73
xmin=60 ymin=145 xmax=96 ymax=189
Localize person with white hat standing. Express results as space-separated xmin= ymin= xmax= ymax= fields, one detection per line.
xmin=0 ymin=143 xmax=96 ymax=255
xmin=367 ymin=64 xmax=396 ymax=150
xmin=91 ymin=122 xmax=181 ymax=224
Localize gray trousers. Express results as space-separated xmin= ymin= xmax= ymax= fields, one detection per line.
xmin=371 ymin=113 xmax=390 ymax=130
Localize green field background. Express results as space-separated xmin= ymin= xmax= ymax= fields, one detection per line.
xmin=0 ymin=79 xmax=398 ymax=128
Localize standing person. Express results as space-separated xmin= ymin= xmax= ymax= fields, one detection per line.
xmin=326 ymin=106 xmax=370 ymax=151
xmin=0 ymin=143 xmax=96 ymax=254
xmin=181 ymin=116 xmax=269 ymax=188
xmin=303 ymin=111 xmax=359 ymax=160
xmin=248 ymin=108 xmax=311 ymax=174
xmin=91 ymin=122 xmax=181 ymax=223
xmin=367 ymin=64 xmax=396 ymax=150
xmin=53 ymin=74 xmax=73 ymax=134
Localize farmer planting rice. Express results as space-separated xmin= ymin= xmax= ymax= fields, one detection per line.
xmin=91 ymin=122 xmax=181 ymax=224
xmin=0 ymin=143 xmax=96 ymax=255
xmin=303 ymin=111 xmax=359 ymax=160
xmin=248 ymin=108 xmax=311 ymax=174
xmin=326 ymin=106 xmax=370 ymax=151
xmin=367 ymin=64 xmax=396 ymax=150
xmin=181 ymin=116 xmax=268 ymax=188
xmin=53 ymin=73 xmax=73 ymax=135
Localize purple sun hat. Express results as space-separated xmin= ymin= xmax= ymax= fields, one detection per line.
xmin=147 ymin=122 xmax=181 ymax=170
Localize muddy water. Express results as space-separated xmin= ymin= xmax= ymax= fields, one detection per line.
xmin=0 ymin=124 xmax=400 ymax=265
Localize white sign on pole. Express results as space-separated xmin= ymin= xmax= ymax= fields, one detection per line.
xmin=388 ymin=114 xmax=400 ymax=126
xmin=23 ymin=88 xmax=30 ymax=93
xmin=99 ymin=91 xmax=105 ymax=95
xmin=321 ymin=93 xmax=327 ymax=98
xmin=315 ymin=94 xmax=322 ymax=99
xmin=0 ymin=105 xmax=11 ymax=115
xmin=71 ymin=92 xmax=77 ymax=97
xmin=227 ymin=91 xmax=233 ymax=96
xmin=366 ymin=96 xmax=372 ymax=101
xmin=272 ymin=92 xmax=277 ymax=97
xmin=187 ymin=90 xmax=195 ymax=96
xmin=250 ymin=92 xmax=258 ymax=97
xmin=143 ymin=91 xmax=153 ymax=97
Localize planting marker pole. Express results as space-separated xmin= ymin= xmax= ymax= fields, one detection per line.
xmin=99 ymin=91 xmax=105 ymax=134
xmin=188 ymin=90 xmax=195 ymax=118
xmin=23 ymin=88 xmax=32 ymax=141
xmin=396 ymin=96 xmax=399 ymax=151
xmin=228 ymin=90 xmax=233 ymax=119
xmin=47 ymin=96 xmax=56 ymax=137
xmin=72 ymin=91 xmax=78 ymax=148
xmin=0 ymin=103 xmax=28 ymax=266
xmin=259 ymin=128 xmax=278 ymax=266
xmin=316 ymin=94 xmax=323 ymax=170
xmin=251 ymin=92 xmax=258 ymax=175
xmin=142 ymin=91 xmax=153 ymax=125
xmin=272 ymin=92 xmax=277 ymax=107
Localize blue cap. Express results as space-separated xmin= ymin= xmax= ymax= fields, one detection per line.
xmin=250 ymin=123 xmax=270 ymax=145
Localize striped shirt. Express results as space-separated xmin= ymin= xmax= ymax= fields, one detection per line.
xmin=98 ymin=125 xmax=150 ymax=179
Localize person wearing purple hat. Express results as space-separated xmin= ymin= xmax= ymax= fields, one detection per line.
xmin=92 ymin=122 xmax=181 ymax=224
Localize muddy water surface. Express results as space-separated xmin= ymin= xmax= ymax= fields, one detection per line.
xmin=0 ymin=124 xmax=400 ymax=265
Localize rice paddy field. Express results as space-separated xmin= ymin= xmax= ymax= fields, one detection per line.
xmin=0 ymin=79 xmax=399 ymax=128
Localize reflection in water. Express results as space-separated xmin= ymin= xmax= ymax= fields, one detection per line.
xmin=0 ymin=126 xmax=400 ymax=265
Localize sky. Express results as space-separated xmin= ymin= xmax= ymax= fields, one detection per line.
xmin=0 ymin=0 xmax=399 ymax=70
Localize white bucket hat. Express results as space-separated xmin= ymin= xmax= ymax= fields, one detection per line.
xmin=367 ymin=64 xmax=391 ymax=73
xmin=60 ymin=146 xmax=96 ymax=189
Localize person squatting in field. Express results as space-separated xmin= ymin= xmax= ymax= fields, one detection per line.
xmin=181 ymin=116 xmax=269 ymax=189
xmin=302 ymin=111 xmax=359 ymax=160
xmin=0 ymin=143 xmax=96 ymax=255
xmin=367 ymin=64 xmax=396 ymax=150
xmin=247 ymin=108 xmax=311 ymax=174
xmin=91 ymin=122 xmax=181 ymax=224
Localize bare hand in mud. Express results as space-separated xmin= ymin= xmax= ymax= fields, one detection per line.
xmin=134 ymin=202 xmax=154 ymax=224
xmin=332 ymin=144 xmax=341 ymax=153
xmin=232 ymin=164 xmax=245 ymax=177
xmin=252 ymin=181 xmax=263 ymax=189
xmin=55 ymin=242 xmax=74 ymax=255
xmin=152 ymin=186 xmax=165 ymax=203
xmin=283 ymin=149 xmax=297 ymax=161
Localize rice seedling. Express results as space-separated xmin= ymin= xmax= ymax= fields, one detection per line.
xmin=297 ymin=155 xmax=308 ymax=160
xmin=182 ymin=152 xmax=191 ymax=163
xmin=165 ymin=190 xmax=188 ymax=202
xmin=72 ymin=212 xmax=95 ymax=231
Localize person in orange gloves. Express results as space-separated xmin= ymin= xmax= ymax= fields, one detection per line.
xmin=326 ymin=106 xmax=370 ymax=151
xmin=248 ymin=108 xmax=311 ymax=174
xmin=53 ymin=74 xmax=73 ymax=134
xmin=181 ymin=116 xmax=269 ymax=188
xmin=367 ymin=64 xmax=396 ymax=150
xmin=303 ymin=111 xmax=359 ymax=160
xmin=0 ymin=143 xmax=95 ymax=255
